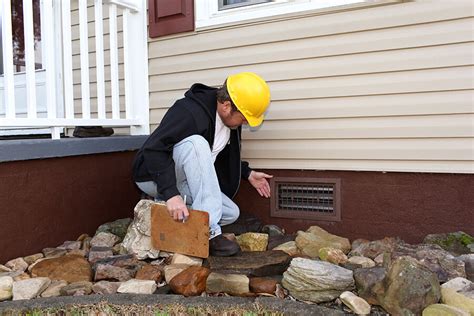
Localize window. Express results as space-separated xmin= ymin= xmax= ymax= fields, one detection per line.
xmin=218 ymin=0 xmax=271 ymax=11
xmin=196 ymin=0 xmax=400 ymax=29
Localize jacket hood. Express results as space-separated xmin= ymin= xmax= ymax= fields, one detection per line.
xmin=184 ymin=83 xmax=217 ymax=120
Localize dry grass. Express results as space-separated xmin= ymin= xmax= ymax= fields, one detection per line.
xmin=2 ymin=301 xmax=284 ymax=316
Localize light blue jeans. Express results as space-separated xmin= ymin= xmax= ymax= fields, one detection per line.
xmin=136 ymin=135 xmax=240 ymax=238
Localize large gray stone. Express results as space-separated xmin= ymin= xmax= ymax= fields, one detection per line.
xmin=378 ymin=256 xmax=441 ymax=315
xmin=282 ymin=258 xmax=354 ymax=303
xmin=353 ymin=267 xmax=387 ymax=305
xmin=424 ymin=232 xmax=474 ymax=256
xmin=393 ymin=243 xmax=466 ymax=282
xmin=121 ymin=200 xmax=160 ymax=260
xmin=12 ymin=277 xmax=51 ymax=300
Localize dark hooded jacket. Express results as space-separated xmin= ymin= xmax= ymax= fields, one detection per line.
xmin=132 ymin=83 xmax=252 ymax=201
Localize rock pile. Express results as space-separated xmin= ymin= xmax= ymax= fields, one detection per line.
xmin=0 ymin=199 xmax=473 ymax=315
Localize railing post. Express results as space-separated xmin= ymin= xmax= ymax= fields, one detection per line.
xmin=122 ymin=0 xmax=150 ymax=135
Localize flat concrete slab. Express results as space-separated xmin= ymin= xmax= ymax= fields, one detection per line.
xmin=0 ymin=294 xmax=346 ymax=315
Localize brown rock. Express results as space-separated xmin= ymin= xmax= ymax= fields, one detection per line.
xmin=12 ymin=273 xmax=30 ymax=281
xmin=67 ymin=249 xmax=87 ymax=257
xmin=169 ymin=266 xmax=211 ymax=296
xmin=236 ymin=233 xmax=269 ymax=251
xmin=249 ymin=277 xmax=277 ymax=294
xmin=94 ymin=264 xmax=134 ymax=282
xmin=163 ymin=264 xmax=190 ymax=283
xmin=31 ymin=254 xmax=92 ymax=283
xmin=135 ymin=264 xmax=163 ymax=282
xmin=206 ymin=250 xmax=291 ymax=277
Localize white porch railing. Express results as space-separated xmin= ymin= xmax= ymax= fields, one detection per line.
xmin=0 ymin=0 xmax=149 ymax=139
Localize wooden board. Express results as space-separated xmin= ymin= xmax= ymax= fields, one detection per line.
xmin=151 ymin=203 xmax=209 ymax=258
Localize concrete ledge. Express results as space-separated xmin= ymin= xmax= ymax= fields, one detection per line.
xmin=0 ymin=135 xmax=147 ymax=162
xmin=0 ymin=294 xmax=345 ymax=316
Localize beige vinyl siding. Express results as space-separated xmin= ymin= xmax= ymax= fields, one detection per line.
xmin=149 ymin=0 xmax=474 ymax=173
xmin=70 ymin=2 xmax=127 ymax=132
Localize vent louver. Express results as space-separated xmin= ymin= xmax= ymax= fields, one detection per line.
xmin=270 ymin=177 xmax=341 ymax=221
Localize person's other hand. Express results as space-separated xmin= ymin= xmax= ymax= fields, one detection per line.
xmin=166 ymin=195 xmax=189 ymax=222
xmin=248 ymin=170 xmax=273 ymax=198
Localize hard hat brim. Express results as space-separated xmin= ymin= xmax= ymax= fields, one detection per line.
xmin=245 ymin=114 xmax=264 ymax=127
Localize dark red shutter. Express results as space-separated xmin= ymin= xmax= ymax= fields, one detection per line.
xmin=148 ymin=0 xmax=194 ymax=38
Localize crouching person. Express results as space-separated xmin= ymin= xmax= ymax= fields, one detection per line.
xmin=132 ymin=72 xmax=273 ymax=256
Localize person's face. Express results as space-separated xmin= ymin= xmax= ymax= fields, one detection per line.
xmin=218 ymin=101 xmax=248 ymax=129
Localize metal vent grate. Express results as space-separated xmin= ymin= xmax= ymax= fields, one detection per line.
xmin=271 ymin=177 xmax=341 ymax=221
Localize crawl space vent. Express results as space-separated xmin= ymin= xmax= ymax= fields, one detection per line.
xmin=270 ymin=177 xmax=341 ymax=221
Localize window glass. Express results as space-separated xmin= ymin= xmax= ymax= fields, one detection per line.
xmin=219 ymin=0 xmax=271 ymax=11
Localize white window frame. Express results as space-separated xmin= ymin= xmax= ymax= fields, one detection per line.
xmin=196 ymin=0 xmax=399 ymax=30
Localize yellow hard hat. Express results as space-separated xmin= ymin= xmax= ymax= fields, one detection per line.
xmin=226 ymin=72 xmax=271 ymax=127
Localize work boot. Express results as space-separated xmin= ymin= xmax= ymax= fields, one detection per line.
xmin=209 ymin=234 xmax=241 ymax=257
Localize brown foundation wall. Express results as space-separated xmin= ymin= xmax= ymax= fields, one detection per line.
xmin=234 ymin=170 xmax=474 ymax=244
xmin=0 ymin=152 xmax=141 ymax=263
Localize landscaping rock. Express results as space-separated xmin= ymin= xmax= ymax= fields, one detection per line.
xmin=393 ymin=242 xmax=466 ymax=282
xmin=295 ymin=227 xmax=350 ymax=258
xmin=422 ymin=303 xmax=470 ymax=316
xmin=249 ymin=277 xmax=278 ymax=294
xmin=163 ymin=264 xmax=190 ymax=283
xmin=319 ymin=247 xmax=348 ymax=265
xmin=117 ymin=279 xmax=157 ymax=294
xmin=121 ymin=200 xmax=160 ymax=260
xmin=0 ymin=276 xmax=13 ymax=301
xmin=93 ymin=254 xmax=138 ymax=268
xmin=261 ymin=224 xmax=285 ymax=237
xmin=273 ymin=241 xmax=300 ymax=256
xmin=169 ymin=266 xmax=211 ymax=296
xmin=378 ymin=256 xmax=441 ymax=315
xmin=94 ymin=264 xmax=134 ymax=282
xmin=424 ymin=232 xmax=474 ymax=256
xmin=0 ymin=265 xmax=11 ymax=273
xmin=135 ymin=264 xmax=163 ymax=283
xmin=92 ymin=281 xmax=122 ymax=295
xmin=42 ymin=248 xmax=67 ymax=258
xmin=282 ymin=258 xmax=354 ymax=303
xmin=30 ymin=254 xmax=92 ymax=283
xmin=442 ymin=277 xmax=472 ymax=293
xmin=348 ymin=256 xmax=376 ymax=268
xmin=353 ymin=267 xmax=387 ymax=305
xmin=206 ymin=272 xmax=250 ymax=296
xmin=40 ymin=280 xmax=68 ymax=298
xmin=441 ymin=287 xmax=474 ymax=315
xmin=57 ymin=241 xmax=82 ymax=251
xmin=236 ymin=233 xmax=269 ymax=251
xmin=12 ymin=277 xmax=51 ymax=300
xmin=88 ymin=246 xmax=114 ymax=263
xmin=96 ymin=218 xmax=132 ymax=240
xmin=349 ymin=237 xmax=399 ymax=259
xmin=340 ymin=291 xmax=371 ymax=315
xmin=5 ymin=258 xmax=28 ymax=272
xmin=457 ymin=254 xmax=474 ymax=282
xmin=90 ymin=232 xmax=121 ymax=248
xmin=60 ymin=281 xmax=93 ymax=296
xmin=23 ymin=253 xmax=44 ymax=266
xmin=170 ymin=253 xmax=202 ymax=266
xmin=206 ymin=250 xmax=291 ymax=276
xmin=267 ymin=234 xmax=296 ymax=251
